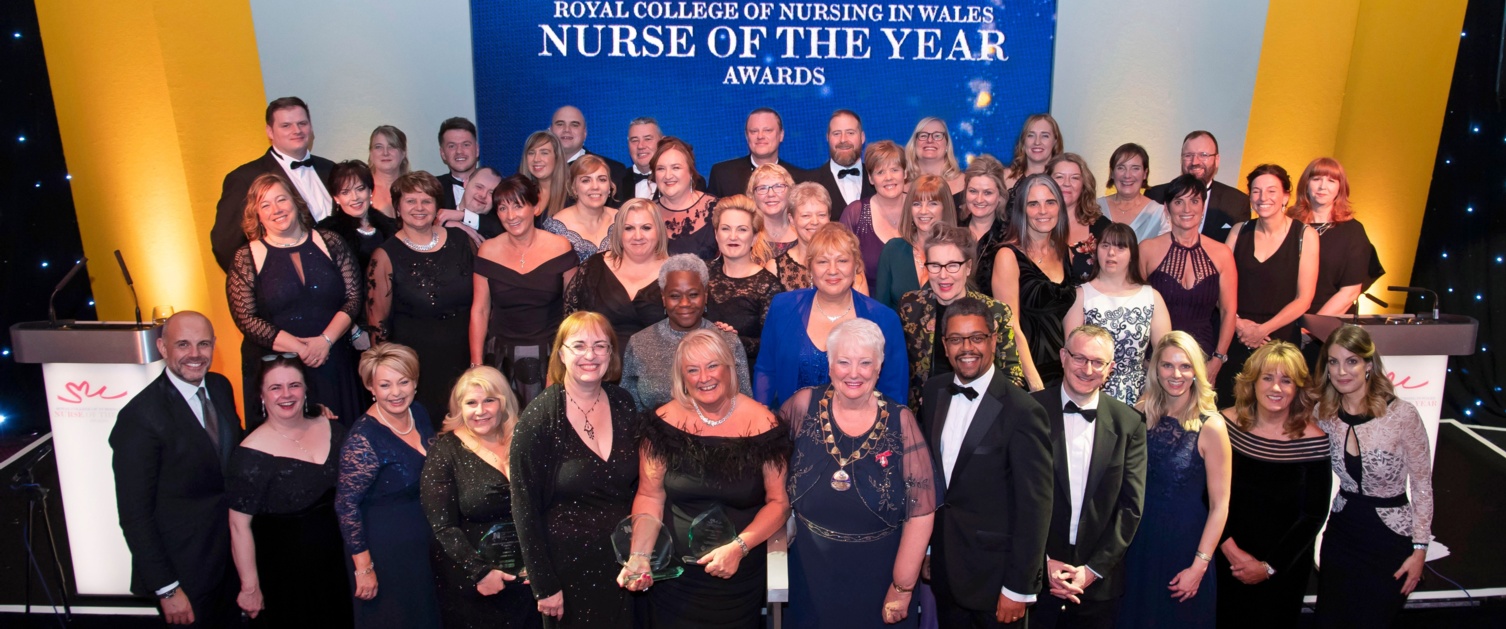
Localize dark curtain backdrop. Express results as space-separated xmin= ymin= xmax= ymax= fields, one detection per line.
xmin=1409 ymin=0 xmax=1505 ymax=427
xmin=1 ymin=0 xmax=94 ymax=436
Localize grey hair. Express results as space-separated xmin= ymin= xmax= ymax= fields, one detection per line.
xmin=629 ymin=116 xmax=660 ymax=128
xmin=658 ymin=253 xmax=709 ymax=288
xmin=826 ymin=318 xmax=885 ymax=366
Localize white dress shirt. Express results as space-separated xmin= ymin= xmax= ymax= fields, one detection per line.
xmin=163 ymin=368 xmax=209 ymax=428
xmin=1059 ymin=388 xmax=1099 ymax=546
xmin=632 ymin=165 xmax=656 ymax=199
xmin=271 ymin=148 xmax=333 ymax=222
xmin=566 ymin=148 xmax=587 ymax=163
xmin=829 ymin=159 xmax=864 ymax=207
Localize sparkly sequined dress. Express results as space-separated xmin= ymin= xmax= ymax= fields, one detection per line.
xmin=374 ymin=228 xmax=474 ymax=424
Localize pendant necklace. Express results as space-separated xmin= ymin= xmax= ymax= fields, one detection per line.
xmin=567 ymin=389 xmax=603 ymax=441
xmin=813 ymin=296 xmax=853 ymax=322
xmin=692 ymin=395 xmax=738 ymax=427
xmin=269 ymin=422 xmax=314 ymax=461
xmin=817 ymin=387 xmax=888 ymax=491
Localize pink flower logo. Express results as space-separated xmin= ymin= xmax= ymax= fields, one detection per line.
xmin=56 ymin=381 xmax=129 ymax=404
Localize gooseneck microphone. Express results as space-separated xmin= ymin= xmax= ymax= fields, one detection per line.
xmin=47 ymin=258 xmax=88 ymax=326
xmin=1387 ymin=286 xmax=1440 ymax=320
xmin=114 ymin=250 xmax=143 ymax=328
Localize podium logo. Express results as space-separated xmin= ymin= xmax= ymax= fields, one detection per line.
xmin=57 ymin=381 xmax=129 ymax=404
xmin=1385 ymin=372 xmax=1429 ymax=390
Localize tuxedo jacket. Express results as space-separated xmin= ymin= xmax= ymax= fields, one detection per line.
xmin=1030 ymin=387 xmax=1147 ymax=601
xmin=436 ymin=171 xmax=464 ymax=210
xmin=109 ymin=371 xmax=244 ymax=599
xmin=211 ymin=148 xmax=335 ymax=270
xmin=796 ymin=160 xmax=876 ymax=220
xmin=574 ymin=147 xmax=629 ymax=206
xmin=1146 ymin=179 xmax=1250 ymax=243
xmin=705 ymin=155 xmax=800 ymax=198
xmin=923 ymin=371 xmax=1054 ymax=611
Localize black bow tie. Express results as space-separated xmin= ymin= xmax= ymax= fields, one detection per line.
xmin=837 ymin=168 xmax=860 ymax=179
xmin=947 ymin=383 xmax=978 ymax=400
xmin=288 ymin=158 xmax=315 ymax=169
xmin=632 ymin=171 xmax=652 ymax=183
xmin=1064 ymin=401 xmax=1097 ymax=422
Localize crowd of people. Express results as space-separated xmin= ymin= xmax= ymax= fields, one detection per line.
xmin=107 ymin=97 xmax=1431 ymax=629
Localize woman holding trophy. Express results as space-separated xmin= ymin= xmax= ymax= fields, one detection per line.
xmin=617 ymin=330 xmax=791 ymax=628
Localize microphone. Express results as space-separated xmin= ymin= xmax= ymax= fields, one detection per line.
xmin=1363 ymin=293 xmax=1389 ymax=308
xmin=1387 ymin=286 xmax=1439 ymax=320
xmin=114 ymin=250 xmax=143 ymax=328
xmin=1352 ymin=293 xmax=1389 ymax=324
xmin=47 ymin=257 xmax=89 ymax=326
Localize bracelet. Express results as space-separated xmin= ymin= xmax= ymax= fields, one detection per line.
xmin=355 ymin=563 xmax=375 ymax=576
xmin=892 ymin=581 xmax=914 ymax=593
xmin=732 ymin=535 xmax=750 ymax=557
xmin=1194 ymin=551 xmax=1213 ymax=563
xmin=321 ymin=333 xmax=334 ymax=345
xmin=630 ymin=551 xmax=652 ymax=559
xmin=1413 ymin=543 xmax=1428 ymax=551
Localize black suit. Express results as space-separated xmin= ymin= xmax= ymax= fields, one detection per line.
xmin=1028 ymin=388 xmax=1147 ymax=629
xmin=706 ymin=155 xmax=800 ymax=198
xmin=923 ymin=371 xmax=1054 ymax=627
xmin=436 ymin=171 xmax=464 ymax=210
xmin=572 ymin=147 xmax=628 ymax=207
xmin=211 ymin=148 xmax=335 ymax=270
xmin=616 ymin=165 xmax=654 ymax=203
xmin=110 ymin=371 xmax=244 ymax=626
xmin=796 ymin=160 xmax=876 ymax=219
xmin=1145 ymin=179 xmax=1250 ymax=243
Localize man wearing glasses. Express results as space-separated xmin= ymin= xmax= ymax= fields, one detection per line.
xmin=1146 ymin=131 xmax=1251 ymax=242
xmin=706 ymin=107 xmax=799 ymax=198
xmin=1028 ymin=325 xmax=1147 ymax=629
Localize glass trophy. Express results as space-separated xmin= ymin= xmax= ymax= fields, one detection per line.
xmin=683 ymin=505 xmax=738 ymax=563
xmin=478 ymin=521 xmax=525 ymax=576
xmin=612 ymin=514 xmax=682 ymax=581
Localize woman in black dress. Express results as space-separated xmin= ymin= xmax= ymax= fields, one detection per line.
xmin=988 ymin=174 xmax=1077 ymax=386
xmin=1216 ymin=341 xmax=1331 ymax=629
xmin=470 ymin=174 xmax=579 ymax=408
xmin=227 ymin=173 xmax=365 ymax=430
xmin=1140 ymin=174 xmax=1239 ymax=380
xmin=653 ymin=136 xmax=719 ymax=260
xmin=228 ymin=354 xmax=352 ymax=627
xmin=1047 ymin=153 xmax=1113 ymax=282
xmin=420 ymin=366 xmax=542 ymax=628
xmin=618 ymin=329 xmax=790 ymax=628
xmin=512 ymin=312 xmax=641 ymax=628
xmin=1218 ymin=164 xmax=1319 ymax=406
xmin=564 ymin=199 xmax=670 ymax=357
xmin=706 ymin=194 xmax=784 ymax=362
xmin=1312 ymin=326 xmax=1433 ymax=628
xmin=319 ymin=160 xmax=399 ymax=277
xmin=367 ymin=171 xmax=476 ymax=427
xmin=962 ymin=154 xmax=1009 ymax=292
xmin=1292 ymin=157 xmax=1384 ymax=317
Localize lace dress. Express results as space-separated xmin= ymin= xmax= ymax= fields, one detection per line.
xmin=1118 ymin=417 xmax=1215 ymax=628
xmin=541 ymin=216 xmax=613 ymax=263
xmin=227 ymin=230 xmax=365 ymax=430
xmin=663 ymin=195 xmax=719 ymax=260
xmin=705 ymin=258 xmax=784 ymax=363
xmin=1082 ymin=283 xmax=1156 ymax=405
xmin=1147 ymin=239 xmax=1221 ymax=357
xmin=775 ymin=250 xmax=812 ymax=291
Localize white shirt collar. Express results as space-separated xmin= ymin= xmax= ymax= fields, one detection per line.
xmin=1059 ymin=386 xmax=1100 ymax=413
xmin=270 ymin=147 xmax=311 ymax=163
xmin=954 ymin=364 xmax=996 ymax=394
xmin=829 ymin=159 xmax=862 ymax=177
xmin=567 ymin=148 xmax=587 ymax=163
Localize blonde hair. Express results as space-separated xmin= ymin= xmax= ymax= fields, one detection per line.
xmin=568 ymin=154 xmax=617 ymax=201
xmin=788 ymin=181 xmax=832 ymax=220
xmin=747 ymin=163 xmax=795 ymax=196
xmin=712 ymin=194 xmax=773 ymax=265
xmin=806 ymin=222 xmax=864 ymax=279
xmin=1313 ymin=325 xmax=1396 ymax=420
xmin=520 ymin=131 xmax=569 ymax=217
xmin=899 ymin=174 xmax=959 ymax=243
xmin=606 ymin=198 xmax=670 ymax=267
xmin=669 ymin=329 xmax=739 ymax=409
xmin=442 ymin=366 xmax=520 ymax=435
xmin=1139 ymin=332 xmax=1216 ymax=431
xmin=904 ymin=116 xmax=963 ymax=182
xmin=359 ymin=343 xmax=420 ymax=389
xmin=547 ymin=312 xmax=623 ymax=385
xmin=242 ymin=173 xmax=315 ymax=241
xmin=1231 ymin=341 xmax=1315 ymax=439
xmin=1007 ymin=113 xmax=1063 ymax=180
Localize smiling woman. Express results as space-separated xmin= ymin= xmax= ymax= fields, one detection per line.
xmin=621 ymin=254 xmax=752 ymax=412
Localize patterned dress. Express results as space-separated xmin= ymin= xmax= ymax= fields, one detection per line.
xmin=1082 ymin=283 xmax=1156 ymax=405
xmin=896 ymin=287 xmax=1023 ymax=413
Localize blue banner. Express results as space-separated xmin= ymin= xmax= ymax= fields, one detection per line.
xmin=472 ymin=0 xmax=1056 ymax=172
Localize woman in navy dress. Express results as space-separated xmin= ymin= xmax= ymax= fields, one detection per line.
xmin=779 ymin=319 xmax=938 ymax=628
xmin=1140 ymin=174 xmax=1238 ymax=380
xmin=227 ymin=172 xmax=365 ymax=430
xmin=335 ymin=343 xmax=441 ymax=628
xmin=753 ymin=222 xmax=908 ymax=409
xmin=1118 ymin=332 xmax=1231 ymax=628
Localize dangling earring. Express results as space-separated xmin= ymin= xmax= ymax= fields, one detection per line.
xmin=303 ymin=397 xmax=315 ymax=418
xmin=260 ymin=401 xmax=267 ymax=418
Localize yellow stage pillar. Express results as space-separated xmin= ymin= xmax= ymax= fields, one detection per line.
xmin=37 ymin=0 xmax=268 ymax=413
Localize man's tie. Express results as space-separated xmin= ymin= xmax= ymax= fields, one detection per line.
xmin=947 ymin=383 xmax=978 ymax=400
xmin=288 ymin=158 xmax=315 ymax=169
xmin=837 ymin=168 xmax=860 ymax=179
xmin=632 ymin=171 xmax=652 ymax=183
xmin=1064 ymin=400 xmax=1098 ymax=422
xmin=197 ymin=387 xmax=223 ymax=456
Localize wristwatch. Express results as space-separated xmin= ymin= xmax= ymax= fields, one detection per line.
xmin=1263 ymin=562 xmax=1276 ymax=576
xmin=158 ymin=586 xmax=179 ymax=600
xmin=1212 ymin=351 xmax=1229 ymax=362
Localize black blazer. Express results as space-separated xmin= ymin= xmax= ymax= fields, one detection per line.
xmin=1030 ymin=387 xmax=1147 ymax=601
xmin=1146 ymin=179 xmax=1250 ymax=243
xmin=211 ymin=148 xmax=335 ymax=270
xmin=796 ymin=160 xmax=875 ymax=220
xmin=706 ymin=155 xmax=800 ymax=198
xmin=923 ymin=371 xmax=1054 ymax=611
xmin=616 ymin=165 xmax=653 ymax=203
xmin=436 ymin=171 xmax=464 ymax=210
xmin=109 ymin=371 xmax=244 ymax=598
xmin=575 ymin=147 xmax=629 ymax=207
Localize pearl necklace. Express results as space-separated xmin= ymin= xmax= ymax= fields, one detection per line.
xmin=375 ymin=405 xmax=416 ymax=435
xmin=400 ymin=229 xmax=440 ymax=252
xmin=692 ymin=395 xmax=738 ymax=427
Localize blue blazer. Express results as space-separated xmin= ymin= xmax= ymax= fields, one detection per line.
xmin=752 ymin=288 xmax=909 ymax=408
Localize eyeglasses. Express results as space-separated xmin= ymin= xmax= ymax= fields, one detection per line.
xmin=565 ymin=341 xmax=613 ymax=356
xmin=1181 ymin=152 xmax=1217 ymax=161
xmin=924 ymin=260 xmax=967 ymax=274
xmin=753 ymin=183 xmax=788 ymax=195
xmin=943 ymin=333 xmax=992 ymax=347
xmin=915 ymin=132 xmax=947 ymax=143
xmin=261 ymin=352 xmax=299 ymax=362
xmin=1063 ymin=348 xmax=1110 ymax=371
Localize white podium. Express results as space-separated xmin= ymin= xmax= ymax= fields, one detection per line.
xmin=10 ymin=321 xmax=164 ymax=596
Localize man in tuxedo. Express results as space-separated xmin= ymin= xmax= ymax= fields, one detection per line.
xmin=435 ymin=117 xmax=479 ymax=210
xmin=1145 ymin=130 xmax=1250 ymax=242
xmin=210 ymin=96 xmax=334 ymax=270
xmin=110 ymin=311 xmax=243 ymax=626
xmin=1028 ymin=325 xmax=1147 ymax=629
xmin=796 ymin=108 xmax=875 ymax=219
xmin=706 ymin=107 xmax=799 ymax=198
xmin=552 ymin=105 xmax=628 ymax=202
xmin=438 ymin=164 xmax=503 ymax=243
xmin=620 ymin=116 xmax=662 ymax=202
xmin=923 ymin=297 xmax=1054 ymax=627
